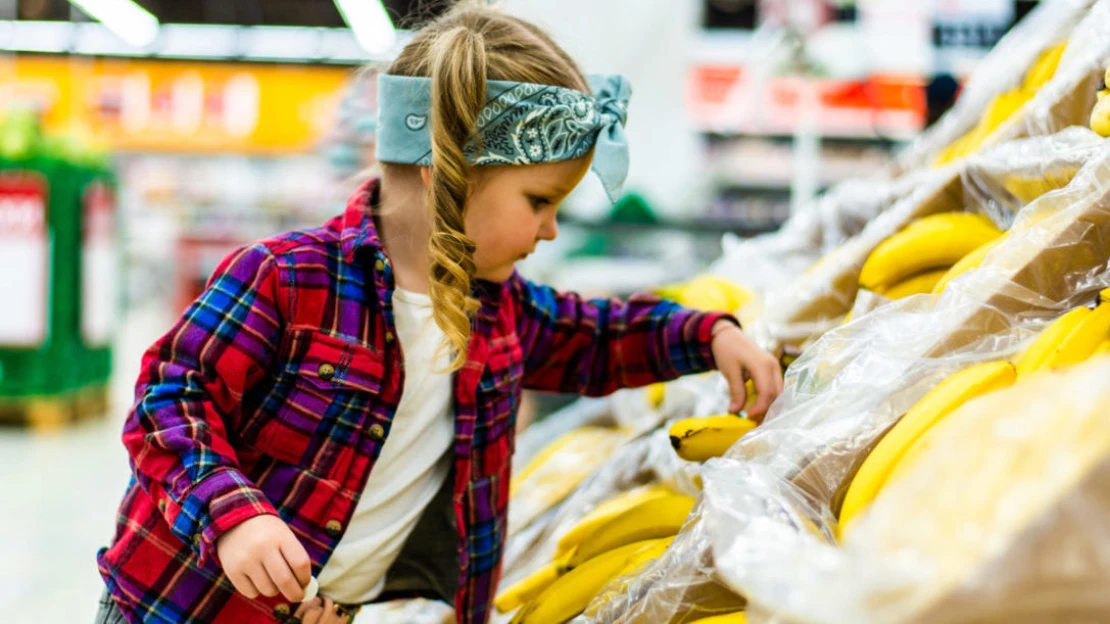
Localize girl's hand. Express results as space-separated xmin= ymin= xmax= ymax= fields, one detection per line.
xmin=215 ymin=515 xmax=313 ymax=603
xmin=295 ymin=596 xmax=353 ymax=624
xmin=710 ymin=320 xmax=784 ymax=421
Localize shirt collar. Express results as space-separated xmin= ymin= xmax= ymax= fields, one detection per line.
xmin=341 ymin=177 xmax=383 ymax=264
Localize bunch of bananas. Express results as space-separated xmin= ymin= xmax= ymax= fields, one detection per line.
xmin=497 ymin=486 xmax=702 ymax=623
xmin=858 ymin=212 xmax=1004 ymax=300
xmin=509 ymin=427 xmax=628 ymax=533
xmin=838 ymin=288 xmax=1110 ymax=537
xmin=935 ymin=41 xmax=1068 ymax=166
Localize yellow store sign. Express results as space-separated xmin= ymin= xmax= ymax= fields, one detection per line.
xmin=0 ymin=55 xmax=354 ymax=154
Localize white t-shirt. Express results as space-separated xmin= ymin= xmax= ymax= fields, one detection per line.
xmin=316 ymin=287 xmax=455 ymax=604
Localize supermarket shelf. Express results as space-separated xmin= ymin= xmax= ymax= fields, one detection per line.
xmin=557 ymin=214 xmax=784 ymax=237
xmin=703 ymin=130 xmax=912 ymax=147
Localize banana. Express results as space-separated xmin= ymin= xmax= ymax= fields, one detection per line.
xmin=874 ymin=268 xmax=950 ymax=300
xmin=510 ymin=426 xmax=622 ymax=500
xmin=1022 ymin=41 xmax=1067 ymax=91
xmin=586 ymin=535 xmax=677 ymax=613
xmin=935 ymin=89 xmax=1031 ymax=165
xmin=680 ymin=274 xmax=755 ymax=314
xmin=1100 ymin=286 xmax=1110 ymax=305
xmin=1093 ymin=339 xmax=1110 ymax=357
xmin=839 ymin=360 xmax=1016 ymax=537
xmin=859 ymin=213 xmax=1003 ymax=291
xmin=512 ymin=538 xmax=672 ymax=624
xmin=669 ymin=415 xmax=758 ymax=462
xmin=687 ymin=613 xmax=748 ymax=624
xmin=1091 ymin=67 xmax=1110 ymax=137
xmin=568 ymin=494 xmax=697 ymax=567
xmin=932 ymin=235 xmax=1007 ymax=294
xmin=554 ymin=483 xmax=673 ymax=559
xmin=1016 ymin=304 xmax=1101 ymax=377
xmin=1035 ymin=302 xmax=1110 ymax=371
xmin=495 ymin=556 xmax=569 ymax=614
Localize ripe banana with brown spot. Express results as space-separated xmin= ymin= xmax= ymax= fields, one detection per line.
xmin=670 ymin=415 xmax=757 ymax=462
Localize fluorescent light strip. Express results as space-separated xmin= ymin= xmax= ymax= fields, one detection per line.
xmin=0 ymin=21 xmax=411 ymax=63
xmin=333 ymin=0 xmax=397 ymax=55
xmin=68 ymin=0 xmax=159 ymax=48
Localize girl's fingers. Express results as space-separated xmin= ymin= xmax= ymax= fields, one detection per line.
xmin=227 ymin=571 xmax=260 ymax=599
xmin=245 ymin=561 xmax=281 ymax=598
xmin=294 ymin=597 xmax=322 ymax=619
xmin=747 ymin=361 xmax=780 ymax=420
xmin=263 ymin=548 xmax=304 ymax=602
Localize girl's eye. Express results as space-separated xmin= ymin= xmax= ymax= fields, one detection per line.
xmin=529 ymin=196 xmax=552 ymax=209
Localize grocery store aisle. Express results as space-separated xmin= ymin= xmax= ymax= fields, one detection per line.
xmin=0 ymin=303 xmax=171 ymax=623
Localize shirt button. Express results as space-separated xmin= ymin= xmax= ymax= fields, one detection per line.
xmin=375 ymin=259 xmax=385 ymax=272
xmin=318 ymin=363 xmax=336 ymax=381
xmin=385 ymin=331 xmax=395 ymax=343
xmin=157 ymin=499 xmax=166 ymax=513
xmin=325 ymin=519 xmax=343 ymax=538
xmin=273 ymin=603 xmax=291 ymax=618
xmin=368 ymin=423 xmax=385 ymax=442
xmin=192 ymin=534 xmax=202 ymax=548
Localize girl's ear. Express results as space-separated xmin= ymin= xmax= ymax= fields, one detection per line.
xmin=419 ymin=166 xmax=433 ymax=188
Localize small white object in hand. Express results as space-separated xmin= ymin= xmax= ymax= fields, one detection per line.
xmin=303 ymin=576 xmax=319 ymax=602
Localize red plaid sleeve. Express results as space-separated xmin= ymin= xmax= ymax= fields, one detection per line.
xmin=507 ymin=273 xmax=737 ymax=396
xmin=123 ymin=243 xmax=283 ymax=569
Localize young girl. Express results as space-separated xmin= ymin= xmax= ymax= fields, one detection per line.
xmin=96 ymin=6 xmax=783 ymax=624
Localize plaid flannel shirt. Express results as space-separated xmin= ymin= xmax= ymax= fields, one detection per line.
xmin=98 ymin=179 xmax=732 ymax=623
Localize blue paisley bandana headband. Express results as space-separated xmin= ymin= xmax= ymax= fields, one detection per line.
xmin=375 ymin=73 xmax=632 ymax=203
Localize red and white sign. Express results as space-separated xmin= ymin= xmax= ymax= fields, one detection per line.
xmin=0 ymin=172 xmax=50 ymax=347
xmin=82 ymin=181 xmax=118 ymax=346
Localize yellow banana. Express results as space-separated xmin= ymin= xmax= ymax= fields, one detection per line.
xmin=1036 ymin=302 xmax=1110 ymax=371
xmin=510 ymin=427 xmax=623 ymax=500
xmin=1100 ymin=286 xmax=1110 ymax=305
xmin=1022 ymin=41 xmax=1067 ymax=91
xmin=568 ymin=494 xmax=697 ymax=567
xmin=839 ymin=360 xmax=1016 ymax=537
xmin=680 ymin=274 xmax=754 ymax=314
xmin=554 ymin=483 xmax=673 ymax=559
xmin=1091 ymin=67 xmax=1110 ymax=137
xmin=687 ymin=613 xmax=748 ymax=624
xmin=495 ymin=556 xmax=569 ymax=614
xmin=932 ymin=235 xmax=1007 ymax=294
xmin=669 ymin=415 xmax=758 ymax=462
xmin=874 ymin=268 xmax=950 ymax=300
xmin=1015 ymin=306 xmax=1093 ymax=377
xmin=512 ymin=538 xmax=672 ymax=624
xmin=1093 ymin=339 xmax=1110 ymax=357
xmin=859 ymin=213 xmax=1003 ymax=291
xmin=935 ymin=89 xmax=1031 ymax=165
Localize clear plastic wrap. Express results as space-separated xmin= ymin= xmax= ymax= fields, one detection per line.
xmin=713 ymin=356 xmax=1110 ymax=624
xmin=512 ymin=397 xmax=614 ymax=471
xmin=583 ymin=131 xmax=1110 ymax=623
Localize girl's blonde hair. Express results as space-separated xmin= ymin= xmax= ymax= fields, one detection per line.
xmin=383 ymin=4 xmax=587 ymax=371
